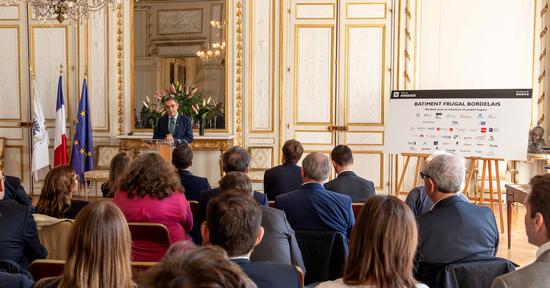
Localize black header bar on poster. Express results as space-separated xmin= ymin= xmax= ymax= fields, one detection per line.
xmin=391 ymin=89 xmax=532 ymax=99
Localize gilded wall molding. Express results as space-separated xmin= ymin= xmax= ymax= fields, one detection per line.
xmin=537 ymin=0 xmax=547 ymax=126
xmin=116 ymin=3 xmax=125 ymax=135
xmin=235 ymin=0 xmax=244 ymax=146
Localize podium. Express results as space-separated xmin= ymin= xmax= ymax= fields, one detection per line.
xmin=144 ymin=139 xmax=173 ymax=163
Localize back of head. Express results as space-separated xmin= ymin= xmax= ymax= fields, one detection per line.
xmin=206 ymin=192 xmax=262 ymax=257
xmin=528 ymin=174 xmax=550 ymax=239
xmin=106 ymin=152 xmax=131 ymax=198
xmin=119 ymin=152 xmax=182 ymax=200
xmin=302 ymin=152 xmax=330 ymax=182
xmin=282 ymin=139 xmax=304 ymax=164
xmin=62 ymin=200 xmax=133 ymax=288
xmin=219 ymin=172 xmax=253 ymax=197
xmin=422 ymin=153 xmax=465 ymax=193
xmin=331 ymin=145 xmax=354 ymax=167
xmin=36 ymin=165 xmax=74 ymax=218
xmin=222 ymin=146 xmax=250 ymax=173
xmin=145 ymin=242 xmax=256 ymax=288
xmin=344 ymin=195 xmax=417 ymax=288
xmin=172 ymin=144 xmax=193 ymax=170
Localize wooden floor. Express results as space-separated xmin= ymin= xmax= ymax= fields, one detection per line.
xmin=495 ymin=204 xmax=537 ymax=267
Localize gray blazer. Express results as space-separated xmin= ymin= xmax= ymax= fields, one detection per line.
xmin=491 ymin=250 xmax=550 ymax=288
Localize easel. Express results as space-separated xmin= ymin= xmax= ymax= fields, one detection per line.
xmin=464 ymin=157 xmax=505 ymax=232
xmin=395 ymin=153 xmax=431 ymax=196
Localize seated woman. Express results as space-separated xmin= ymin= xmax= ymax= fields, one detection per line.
xmin=114 ymin=153 xmax=193 ymax=261
xmin=101 ymin=152 xmax=131 ymax=198
xmin=34 ymin=200 xmax=134 ymax=288
xmin=317 ymin=195 xmax=427 ymax=288
xmin=145 ymin=241 xmax=256 ymax=288
xmin=35 ymin=165 xmax=88 ymax=219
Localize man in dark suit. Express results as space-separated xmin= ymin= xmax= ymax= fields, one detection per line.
xmin=276 ymin=152 xmax=355 ymax=237
xmin=324 ymin=145 xmax=375 ymax=202
xmin=202 ymin=192 xmax=301 ymax=288
xmin=172 ymin=144 xmax=210 ymax=202
xmin=153 ymin=96 xmax=193 ymax=145
xmin=263 ymin=139 xmax=304 ymax=200
xmin=415 ymin=153 xmax=499 ymax=274
xmin=0 ymin=170 xmax=47 ymax=268
xmin=3 ymin=172 xmax=32 ymax=207
xmin=406 ymin=185 xmax=469 ymax=216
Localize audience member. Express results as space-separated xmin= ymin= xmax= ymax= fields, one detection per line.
xmin=276 ymin=152 xmax=355 ymax=236
xmin=101 ymin=152 xmax=131 ymax=198
xmin=114 ymin=153 xmax=193 ymax=261
xmin=0 ymin=170 xmax=47 ymax=268
xmin=219 ymin=172 xmax=306 ymax=272
xmin=1 ymin=169 xmax=32 ymax=207
xmin=415 ymin=153 xmax=499 ymax=274
xmin=144 ymin=241 xmax=256 ymax=288
xmin=491 ymin=174 xmax=550 ymax=288
xmin=34 ymin=200 xmax=134 ymax=288
xmin=203 ymin=192 xmax=302 ymax=288
xmin=199 ymin=146 xmax=268 ymax=226
xmin=324 ymin=145 xmax=375 ymax=202
xmin=172 ymin=144 xmax=211 ymax=202
xmin=406 ymin=185 xmax=469 ymax=216
xmin=263 ymin=139 xmax=304 ymax=200
xmin=35 ymin=165 xmax=89 ymax=219
xmin=317 ymin=195 xmax=427 ymax=288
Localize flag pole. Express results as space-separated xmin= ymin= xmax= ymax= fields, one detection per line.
xmin=28 ymin=64 xmax=34 ymax=192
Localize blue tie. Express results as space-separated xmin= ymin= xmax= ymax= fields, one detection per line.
xmin=169 ymin=117 xmax=176 ymax=134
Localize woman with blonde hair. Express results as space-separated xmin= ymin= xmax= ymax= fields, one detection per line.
xmin=101 ymin=152 xmax=131 ymax=198
xmin=317 ymin=195 xmax=427 ymax=288
xmin=35 ymin=165 xmax=88 ymax=219
xmin=114 ymin=152 xmax=193 ymax=261
xmin=34 ymin=200 xmax=134 ymax=288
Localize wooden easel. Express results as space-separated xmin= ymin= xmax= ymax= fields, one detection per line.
xmin=395 ymin=153 xmax=431 ymax=196
xmin=464 ymin=157 xmax=505 ymax=232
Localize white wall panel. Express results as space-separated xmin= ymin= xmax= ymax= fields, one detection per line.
xmin=4 ymin=146 xmax=22 ymax=179
xmin=353 ymin=152 xmax=383 ymax=188
xmin=296 ymin=3 xmax=335 ymax=19
xmin=0 ymin=5 xmax=19 ymax=20
xmin=0 ymin=27 xmax=20 ymax=120
xmin=295 ymin=130 xmax=333 ymax=145
xmin=346 ymin=3 xmax=386 ymax=19
xmin=90 ymin=9 xmax=109 ymax=131
xmin=345 ymin=131 xmax=384 ymax=145
xmin=0 ymin=127 xmax=23 ymax=140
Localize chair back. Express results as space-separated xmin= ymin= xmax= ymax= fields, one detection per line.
xmin=96 ymin=145 xmax=121 ymax=169
xmin=189 ymin=201 xmax=199 ymax=217
xmin=352 ymin=203 xmax=362 ymax=218
xmin=294 ymin=230 xmax=348 ymax=285
xmin=128 ymin=223 xmax=171 ymax=262
xmin=37 ymin=219 xmax=73 ymax=260
xmin=29 ymin=260 xmax=65 ymax=281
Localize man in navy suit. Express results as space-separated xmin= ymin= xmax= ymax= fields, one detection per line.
xmin=276 ymin=152 xmax=355 ymax=237
xmin=415 ymin=153 xmax=499 ymax=274
xmin=1 ymin=169 xmax=32 ymax=208
xmin=263 ymin=139 xmax=304 ymax=200
xmin=324 ymin=145 xmax=375 ymax=202
xmin=153 ymin=96 xmax=193 ymax=145
xmin=202 ymin=192 xmax=301 ymax=288
xmin=172 ymin=144 xmax=210 ymax=202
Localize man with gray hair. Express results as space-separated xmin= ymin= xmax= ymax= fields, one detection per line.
xmin=275 ymin=152 xmax=355 ymax=236
xmin=415 ymin=153 xmax=499 ymax=278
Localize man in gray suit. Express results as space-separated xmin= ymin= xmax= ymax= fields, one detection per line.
xmin=492 ymin=174 xmax=550 ymax=288
xmin=324 ymin=145 xmax=375 ymax=202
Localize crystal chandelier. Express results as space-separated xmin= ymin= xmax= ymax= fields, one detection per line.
xmin=0 ymin=0 xmax=118 ymax=23
xmin=197 ymin=20 xmax=226 ymax=63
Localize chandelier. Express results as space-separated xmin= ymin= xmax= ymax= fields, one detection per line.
xmin=197 ymin=20 xmax=226 ymax=63
xmin=0 ymin=0 xmax=118 ymax=23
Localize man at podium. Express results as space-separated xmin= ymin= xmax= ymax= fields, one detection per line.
xmin=153 ymin=96 xmax=193 ymax=145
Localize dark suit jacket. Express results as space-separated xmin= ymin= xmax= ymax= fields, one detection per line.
xmin=324 ymin=171 xmax=375 ymax=203
xmin=153 ymin=114 xmax=193 ymax=145
xmin=0 ymin=200 xmax=47 ymax=267
xmin=406 ymin=186 xmax=469 ymax=216
xmin=275 ymin=183 xmax=355 ymax=236
xmin=4 ymin=176 xmax=32 ymax=207
xmin=251 ymin=206 xmax=306 ymax=273
xmin=416 ymin=196 xmax=499 ymax=271
xmin=263 ymin=162 xmax=303 ymax=200
xmin=177 ymin=170 xmax=211 ymax=202
xmin=231 ymin=258 xmax=301 ymax=288
xmin=63 ymin=200 xmax=89 ymax=219
xmin=0 ymin=272 xmax=33 ymax=288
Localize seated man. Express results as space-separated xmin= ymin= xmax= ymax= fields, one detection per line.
xmin=276 ymin=152 xmax=355 ymax=237
xmin=324 ymin=145 xmax=375 ymax=202
xmin=202 ymin=192 xmax=301 ymax=288
xmin=415 ymin=153 xmax=499 ymax=273
xmin=406 ymin=185 xmax=469 ymax=216
xmin=0 ymin=170 xmax=47 ymax=268
xmin=199 ymin=146 xmax=267 ymax=224
xmin=492 ymin=174 xmax=550 ymax=288
xmin=172 ymin=144 xmax=211 ymax=202
xmin=219 ymin=172 xmax=306 ymax=272
xmin=1 ymin=169 xmax=32 ymax=207
xmin=263 ymin=139 xmax=304 ymax=200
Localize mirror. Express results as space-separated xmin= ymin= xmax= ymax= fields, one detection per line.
xmin=131 ymin=0 xmax=227 ymax=131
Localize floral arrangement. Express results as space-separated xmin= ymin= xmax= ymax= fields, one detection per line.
xmin=191 ymin=97 xmax=224 ymax=124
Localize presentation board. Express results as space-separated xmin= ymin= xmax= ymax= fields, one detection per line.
xmin=385 ymin=89 xmax=532 ymax=160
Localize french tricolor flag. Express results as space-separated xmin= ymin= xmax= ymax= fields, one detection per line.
xmin=54 ymin=75 xmax=68 ymax=166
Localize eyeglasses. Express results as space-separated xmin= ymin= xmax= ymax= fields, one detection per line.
xmin=419 ymin=171 xmax=430 ymax=180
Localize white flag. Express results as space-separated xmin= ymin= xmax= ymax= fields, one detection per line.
xmin=31 ymin=80 xmax=50 ymax=178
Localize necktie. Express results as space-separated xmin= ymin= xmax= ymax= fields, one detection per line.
xmin=169 ymin=117 xmax=176 ymax=134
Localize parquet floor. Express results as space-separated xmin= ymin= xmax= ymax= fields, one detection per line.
xmin=495 ymin=205 xmax=537 ymax=267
